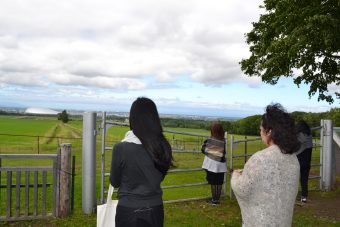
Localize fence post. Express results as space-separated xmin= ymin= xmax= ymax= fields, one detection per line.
xmin=37 ymin=136 xmax=40 ymax=154
xmin=244 ymin=136 xmax=247 ymax=163
xmin=100 ymin=112 xmax=106 ymax=204
xmin=58 ymin=143 xmax=71 ymax=218
xmin=0 ymin=158 xmax=1 ymax=203
xmin=223 ymin=132 xmax=228 ymax=197
xmin=229 ymin=135 xmax=234 ymax=199
xmin=82 ymin=112 xmax=97 ymax=214
xmin=71 ymin=155 xmax=76 ymax=212
xmin=321 ymin=120 xmax=335 ymax=191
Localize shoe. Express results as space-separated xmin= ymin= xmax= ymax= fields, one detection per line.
xmin=207 ymin=199 xmax=219 ymax=205
xmin=301 ymin=197 xmax=307 ymax=203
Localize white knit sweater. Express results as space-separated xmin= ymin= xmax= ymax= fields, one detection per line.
xmin=231 ymin=145 xmax=299 ymax=227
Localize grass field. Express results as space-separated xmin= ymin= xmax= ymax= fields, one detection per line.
xmin=0 ymin=115 xmax=339 ymax=226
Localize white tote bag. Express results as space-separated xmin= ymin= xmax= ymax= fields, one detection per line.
xmin=97 ymin=184 xmax=118 ymax=227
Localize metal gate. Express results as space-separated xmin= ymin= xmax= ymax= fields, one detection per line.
xmin=99 ymin=112 xmax=228 ymax=204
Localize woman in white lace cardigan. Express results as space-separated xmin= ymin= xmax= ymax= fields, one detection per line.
xmin=231 ymin=104 xmax=300 ymax=227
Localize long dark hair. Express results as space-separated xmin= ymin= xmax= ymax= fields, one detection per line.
xmin=129 ymin=97 xmax=173 ymax=175
xmin=296 ymin=120 xmax=311 ymax=136
xmin=211 ymin=122 xmax=225 ymax=141
xmin=261 ymin=103 xmax=300 ymax=154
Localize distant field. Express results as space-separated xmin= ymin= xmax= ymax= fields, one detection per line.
xmin=0 ymin=115 xmax=325 ymax=226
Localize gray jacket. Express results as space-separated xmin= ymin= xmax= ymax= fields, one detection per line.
xmin=231 ymin=145 xmax=299 ymax=227
xmin=295 ymin=132 xmax=313 ymax=155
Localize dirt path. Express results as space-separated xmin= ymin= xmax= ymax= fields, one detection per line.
xmin=61 ymin=124 xmax=82 ymax=138
xmin=295 ymin=178 xmax=340 ymax=222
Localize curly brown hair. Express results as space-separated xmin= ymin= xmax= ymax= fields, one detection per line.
xmin=261 ymin=104 xmax=300 ymax=154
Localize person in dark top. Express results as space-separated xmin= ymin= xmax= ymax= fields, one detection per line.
xmin=295 ymin=120 xmax=313 ymax=203
xmin=110 ymin=97 xmax=173 ymax=227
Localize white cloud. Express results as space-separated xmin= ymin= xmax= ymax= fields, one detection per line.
xmin=328 ymin=83 xmax=340 ymax=94
xmin=0 ymin=74 xmax=48 ymax=87
xmin=0 ymin=0 xmax=263 ymax=91
xmin=49 ymin=73 xmax=146 ymax=90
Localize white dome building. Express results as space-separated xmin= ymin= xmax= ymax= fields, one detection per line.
xmin=25 ymin=107 xmax=59 ymax=115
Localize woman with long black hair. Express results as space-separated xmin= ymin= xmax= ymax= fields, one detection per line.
xmin=110 ymin=97 xmax=173 ymax=227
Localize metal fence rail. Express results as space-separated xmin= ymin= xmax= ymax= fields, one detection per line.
xmin=0 ymin=154 xmax=59 ymax=221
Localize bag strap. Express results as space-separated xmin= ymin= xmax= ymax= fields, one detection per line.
xmin=106 ymin=184 xmax=115 ymax=204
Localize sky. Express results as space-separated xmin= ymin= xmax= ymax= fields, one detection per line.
xmin=0 ymin=0 xmax=339 ymax=118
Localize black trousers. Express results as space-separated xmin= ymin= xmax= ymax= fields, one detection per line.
xmin=116 ymin=204 xmax=164 ymax=227
xmin=297 ymin=148 xmax=312 ymax=197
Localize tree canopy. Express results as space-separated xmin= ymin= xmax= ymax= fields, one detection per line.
xmin=57 ymin=110 xmax=69 ymax=123
xmin=240 ymin=0 xmax=340 ymax=103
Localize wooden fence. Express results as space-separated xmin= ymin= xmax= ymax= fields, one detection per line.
xmin=0 ymin=145 xmax=73 ymax=221
xmin=0 ymin=154 xmax=59 ymax=221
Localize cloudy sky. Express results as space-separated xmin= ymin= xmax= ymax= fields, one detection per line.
xmin=0 ymin=0 xmax=338 ymax=117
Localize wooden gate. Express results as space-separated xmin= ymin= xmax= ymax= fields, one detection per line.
xmin=0 ymin=154 xmax=59 ymax=221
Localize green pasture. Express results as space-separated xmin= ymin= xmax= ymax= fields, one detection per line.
xmin=0 ymin=115 xmax=337 ymax=226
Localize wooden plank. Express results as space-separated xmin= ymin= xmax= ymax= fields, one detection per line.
xmin=42 ymin=171 xmax=47 ymax=216
xmin=6 ymin=171 xmax=12 ymax=218
xmin=0 ymin=183 xmax=52 ymax=189
xmin=52 ymin=159 xmax=57 ymax=217
xmin=15 ymin=171 xmax=21 ymax=217
xmin=0 ymin=166 xmax=53 ymax=172
xmin=33 ymin=171 xmax=38 ymax=216
xmin=0 ymin=154 xmax=57 ymax=159
xmin=25 ymin=171 xmax=30 ymax=216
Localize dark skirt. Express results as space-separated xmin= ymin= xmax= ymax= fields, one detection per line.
xmin=116 ymin=204 xmax=164 ymax=227
xmin=206 ymin=170 xmax=225 ymax=185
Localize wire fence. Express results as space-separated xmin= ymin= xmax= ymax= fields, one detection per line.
xmin=0 ymin=133 xmax=82 ymax=154
xmin=1 ymin=123 xmax=334 ymax=206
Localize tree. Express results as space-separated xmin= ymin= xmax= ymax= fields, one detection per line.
xmin=240 ymin=0 xmax=340 ymax=103
xmin=328 ymin=107 xmax=340 ymax=126
xmin=230 ymin=115 xmax=262 ymax=135
xmin=58 ymin=110 xmax=69 ymax=123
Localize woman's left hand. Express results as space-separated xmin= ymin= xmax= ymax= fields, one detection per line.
xmin=232 ymin=169 xmax=243 ymax=177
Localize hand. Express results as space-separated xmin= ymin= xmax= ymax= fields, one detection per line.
xmin=232 ymin=169 xmax=243 ymax=177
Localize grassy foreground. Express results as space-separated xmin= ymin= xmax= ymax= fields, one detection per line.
xmin=1 ymin=187 xmax=340 ymax=227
